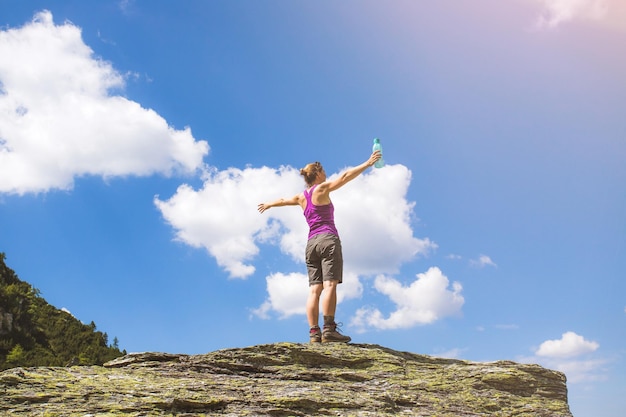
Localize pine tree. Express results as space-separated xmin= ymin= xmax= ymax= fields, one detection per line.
xmin=0 ymin=253 xmax=125 ymax=369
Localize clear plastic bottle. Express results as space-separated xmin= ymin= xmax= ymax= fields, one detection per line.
xmin=372 ymin=138 xmax=385 ymax=168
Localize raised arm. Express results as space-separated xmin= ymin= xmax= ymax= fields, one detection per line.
xmin=257 ymin=193 xmax=303 ymax=213
xmin=322 ymin=151 xmax=381 ymax=193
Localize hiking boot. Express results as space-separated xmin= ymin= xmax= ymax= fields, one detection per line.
xmin=322 ymin=322 xmax=351 ymax=343
xmin=309 ymin=326 xmax=322 ymax=344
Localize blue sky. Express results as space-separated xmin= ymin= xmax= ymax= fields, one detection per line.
xmin=0 ymin=1 xmax=624 ymax=416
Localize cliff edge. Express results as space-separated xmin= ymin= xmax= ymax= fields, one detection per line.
xmin=0 ymin=342 xmax=572 ymax=416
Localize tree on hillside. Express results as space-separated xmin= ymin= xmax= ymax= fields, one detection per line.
xmin=0 ymin=253 xmax=125 ymax=370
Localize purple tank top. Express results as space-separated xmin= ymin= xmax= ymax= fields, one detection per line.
xmin=303 ymin=185 xmax=339 ymax=239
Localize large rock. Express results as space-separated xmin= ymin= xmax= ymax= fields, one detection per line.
xmin=0 ymin=343 xmax=572 ymax=416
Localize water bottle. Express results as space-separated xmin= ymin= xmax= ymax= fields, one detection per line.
xmin=372 ymin=138 xmax=385 ymax=168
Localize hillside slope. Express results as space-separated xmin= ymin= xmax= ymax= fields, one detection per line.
xmin=0 ymin=253 xmax=124 ymax=370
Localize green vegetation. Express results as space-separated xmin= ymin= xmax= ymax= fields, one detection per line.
xmin=0 ymin=253 xmax=124 ymax=370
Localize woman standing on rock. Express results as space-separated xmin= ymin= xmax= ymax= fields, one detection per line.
xmin=257 ymin=150 xmax=382 ymax=343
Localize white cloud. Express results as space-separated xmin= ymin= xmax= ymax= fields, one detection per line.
xmin=470 ymin=254 xmax=497 ymax=268
xmin=528 ymin=0 xmax=626 ymax=30
xmin=252 ymin=272 xmax=309 ymax=319
xmin=252 ymin=271 xmax=363 ymax=319
xmin=534 ymin=0 xmax=607 ymax=27
xmin=155 ymin=165 xmax=304 ymax=278
xmin=156 ymin=163 xmax=436 ymax=324
xmin=549 ymin=357 xmax=610 ymax=383
xmin=331 ymin=165 xmax=436 ymax=275
xmin=340 ymin=272 xmax=364 ymax=301
xmin=351 ymin=267 xmax=464 ymax=331
xmin=155 ymin=163 xmax=435 ymax=279
xmin=0 ymin=11 xmax=208 ymax=195
xmin=536 ymin=331 xmax=599 ymax=358
xmin=521 ymin=331 xmax=608 ymax=383
xmin=519 ymin=353 xmax=610 ymax=383
xmin=517 ymin=332 xmax=609 ymax=384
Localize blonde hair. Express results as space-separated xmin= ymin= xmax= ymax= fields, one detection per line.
xmin=300 ymin=162 xmax=323 ymax=186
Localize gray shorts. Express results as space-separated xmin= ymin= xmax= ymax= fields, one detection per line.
xmin=305 ymin=233 xmax=343 ymax=286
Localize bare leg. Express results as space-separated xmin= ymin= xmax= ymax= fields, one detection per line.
xmin=306 ymin=283 xmax=323 ymax=327
xmin=321 ymin=279 xmax=338 ymax=317
xmin=319 ymin=280 xmax=351 ymax=343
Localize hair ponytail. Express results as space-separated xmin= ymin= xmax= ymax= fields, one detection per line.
xmin=300 ymin=162 xmax=322 ymax=186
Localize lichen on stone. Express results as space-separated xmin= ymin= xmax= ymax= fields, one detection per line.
xmin=0 ymin=342 xmax=573 ymax=416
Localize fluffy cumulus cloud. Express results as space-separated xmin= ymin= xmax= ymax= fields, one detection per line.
xmin=156 ymin=163 xmax=442 ymax=325
xmin=331 ymin=165 xmax=436 ymax=275
xmin=0 ymin=11 xmax=208 ymax=195
xmin=351 ymin=267 xmax=464 ymax=331
xmin=252 ymin=271 xmax=363 ymax=319
xmin=155 ymin=165 xmax=305 ymax=278
xmin=522 ymin=331 xmax=608 ymax=383
xmin=536 ymin=331 xmax=599 ymax=358
xmin=252 ymin=272 xmax=309 ymax=319
xmin=156 ymin=164 xmax=435 ymax=280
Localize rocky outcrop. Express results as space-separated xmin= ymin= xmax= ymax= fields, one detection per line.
xmin=0 ymin=342 xmax=572 ymax=416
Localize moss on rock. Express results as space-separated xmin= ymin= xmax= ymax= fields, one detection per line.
xmin=0 ymin=342 xmax=573 ymax=416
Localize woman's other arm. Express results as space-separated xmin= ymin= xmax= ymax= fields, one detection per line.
xmin=322 ymin=151 xmax=381 ymax=193
xmin=258 ymin=194 xmax=303 ymax=213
